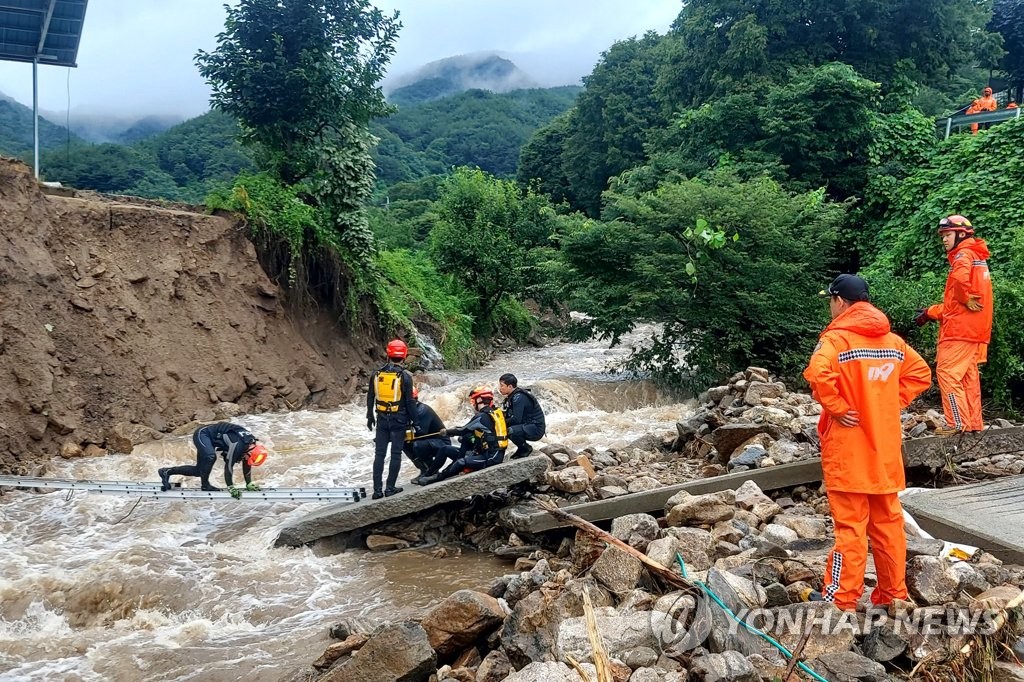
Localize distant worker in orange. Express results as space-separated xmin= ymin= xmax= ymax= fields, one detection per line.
xmin=804 ymin=274 xmax=932 ymax=613
xmin=1008 ymin=99 xmax=1018 ymax=110
xmin=966 ymin=86 xmax=998 ymax=134
xmin=915 ymin=215 xmax=993 ymax=435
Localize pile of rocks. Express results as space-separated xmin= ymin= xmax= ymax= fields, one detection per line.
xmin=295 ymin=479 xmax=1024 ymax=682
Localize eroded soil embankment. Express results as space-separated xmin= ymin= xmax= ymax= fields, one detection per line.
xmin=0 ymin=158 xmax=379 ymax=473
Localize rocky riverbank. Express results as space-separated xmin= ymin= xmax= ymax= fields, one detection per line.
xmin=285 ymin=368 xmax=1024 ymax=682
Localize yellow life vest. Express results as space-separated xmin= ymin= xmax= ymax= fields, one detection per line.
xmin=374 ymin=369 xmax=403 ymax=413
xmin=475 ymin=407 xmax=508 ymax=450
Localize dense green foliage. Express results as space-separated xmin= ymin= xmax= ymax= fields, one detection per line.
xmin=196 ymin=0 xmax=400 ymax=264
xmin=513 ymin=0 xmax=1024 ymax=409
xmin=560 ymin=172 xmax=845 ymax=388
xmin=991 ymin=0 xmax=1024 ymax=99
xmin=0 ymin=97 xmax=81 ymax=159
xmin=374 ymin=249 xmax=475 ymax=364
xmin=428 ymin=168 xmax=554 ymax=335
xmin=40 ymin=110 xmax=252 ymax=202
xmin=860 ymin=121 xmax=1024 ymax=409
xmin=372 ymin=86 xmax=579 ymax=185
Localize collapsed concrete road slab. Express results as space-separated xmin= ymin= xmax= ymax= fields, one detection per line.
xmin=902 ymin=426 xmax=1024 ymax=468
xmin=901 ymin=474 xmax=1024 ymax=565
xmin=504 ymin=459 xmax=825 ymax=534
xmin=274 ymin=456 xmax=551 ymax=547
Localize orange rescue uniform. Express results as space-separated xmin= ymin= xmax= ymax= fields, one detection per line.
xmin=967 ymin=94 xmax=998 ymax=133
xmin=924 ymin=237 xmax=993 ymax=431
xmin=804 ymin=302 xmax=932 ymax=611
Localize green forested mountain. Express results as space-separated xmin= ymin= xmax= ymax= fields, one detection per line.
xmin=39 ymin=109 xmax=253 ymax=202
xmin=385 ymin=54 xmax=538 ymax=107
xmin=371 ymin=86 xmax=580 ymax=185
xmin=0 ymin=95 xmax=82 ymax=157
xmin=27 ymin=84 xmax=578 ymax=201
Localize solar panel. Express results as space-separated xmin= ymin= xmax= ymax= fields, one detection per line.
xmin=0 ymin=0 xmax=88 ymax=68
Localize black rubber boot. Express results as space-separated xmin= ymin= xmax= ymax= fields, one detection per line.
xmin=158 ymin=468 xmax=172 ymax=492
xmin=201 ymin=481 xmax=221 ymax=492
xmin=384 ymin=486 xmax=403 ymax=497
xmin=372 ymin=490 xmax=385 ymax=500
xmin=510 ymin=445 xmax=533 ymax=460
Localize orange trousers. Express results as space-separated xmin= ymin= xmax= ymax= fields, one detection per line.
xmin=936 ymin=340 xmax=984 ymax=431
xmin=824 ymin=491 xmax=907 ymax=612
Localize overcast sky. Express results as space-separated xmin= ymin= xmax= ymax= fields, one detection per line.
xmin=0 ymin=0 xmax=681 ymax=120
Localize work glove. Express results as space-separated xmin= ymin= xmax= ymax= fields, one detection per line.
xmin=966 ymin=295 xmax=984 ymax=312
xmin=913 ymin=309 xmax=933 ymax=327
xmin=245 ymin=482 xmax=261 ymax=492
xmin=228 ymin=486 xmax=242 ymax=500
xmin=367 ymin=416 xmax=375 ymax=431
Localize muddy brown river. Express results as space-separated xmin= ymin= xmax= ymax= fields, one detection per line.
xmin=0 ymin=329 xmax=694 ymax=681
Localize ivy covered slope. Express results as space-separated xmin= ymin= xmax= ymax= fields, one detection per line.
xmin=511 ymin=0 xmax=1024 ymax=410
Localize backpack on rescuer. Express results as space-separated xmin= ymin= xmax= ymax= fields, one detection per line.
xmin=375 ymin=369 xmax=403 ymax=413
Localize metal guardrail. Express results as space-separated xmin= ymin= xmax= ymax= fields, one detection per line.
xmin=0 ymin=475 xmax=367 ymax=502
xmin=937 ymin=107 xmax=1021 ymax=139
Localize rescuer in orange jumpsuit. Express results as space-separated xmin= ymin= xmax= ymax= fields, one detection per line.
xmin=966 ymin=86 xmax=998 ymax=134
xmin=804 ymin=274 xmax=932 ymax=612
xmin=915 ymin=215 xmax=993 ymax=434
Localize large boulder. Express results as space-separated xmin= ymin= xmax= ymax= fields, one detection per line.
xmin=419 ymin=590 xmax=505 ymax=658
xmin=105 ymin=421 xmax=163 ymax=453
xmin=666 ymin=490 xmax=736 ymax=527
xmin=663 ymin=527 xmax=715 ymax=572
xmin=476 ymin=650 xmax=512 ymax=682
xmin=773 ymin=515 xmax=828 ymax=539
xmin=592 ymin=546 xmax=644 ymax=595
xmin=322 ymin=621 xmax=436 ymax=682
xmin=505 ymin=661 xmax=581 ymax=681
xmin=557 ymin=607 xmax=660 ymax=660
xmin=907 ymin=556 xmax=960 ymax=605
xmin=774 ymin=603 xmax=856 ymax=660
xmin=710 ymin=424 xmax=771 ymax=461
xmin=744 ymin=381 xmax=786 ymax=406
xmin=688 ymin=651 xmax=758 ymax=682
xmin=734 ymin=481 xmax=782 ymax=523
xmin=500 ymin=579 xmax=613 ymax=670
xmin=813 ymin=651 xmax=890 ymax=682
xmin=551 ymin=466 xmax=590 ymax=493
xmin=611 ymin=513 xmax=661 ymax=551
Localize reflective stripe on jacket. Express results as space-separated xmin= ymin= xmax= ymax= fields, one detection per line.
xmin=803 ymin=303 xmax=932 ymax=494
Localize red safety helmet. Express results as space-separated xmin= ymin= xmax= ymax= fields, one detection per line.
xmin=246 ymin=443 xmax=269 ymax=467
xmin=937 ymin=215 xmax=974 ymax=235
xmin=386 ymin=339 xmax=408 ymax=360
xmin=469 ymin=385 xmax=494 ymax=405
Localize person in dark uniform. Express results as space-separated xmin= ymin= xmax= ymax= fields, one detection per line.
xmin=403 ymin=386 xmax=452 ymax=485
xmin=418 ymin=386 xmax=508 ymax=485
xmin=498 ymin=373 xmax=546 ymax=458
xmin=158 ymin=422 xmax=269 ymax=496
xmin=366 ymin=339 xmax=417 ymax=499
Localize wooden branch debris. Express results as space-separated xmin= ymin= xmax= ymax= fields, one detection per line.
xmin=537 ymin=500 xmax=700 ymax=597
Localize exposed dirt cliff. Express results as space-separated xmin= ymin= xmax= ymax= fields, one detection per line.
xmin=0 ymin=158 xmax=381 ymax=472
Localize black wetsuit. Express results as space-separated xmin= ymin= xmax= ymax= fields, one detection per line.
xmin=366 ymin=362 xmax=417 ymax=495
xmin=503 ymin=387 xmax=545 ymax=455
xmin=428 ymin=407 xmax=506 ymax=483
xmin=162 ymin=422 xmax=256 ymax=490
xmin=403 ymin=401 xmax=451 ymax=476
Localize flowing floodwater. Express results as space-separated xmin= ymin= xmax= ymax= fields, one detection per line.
xmin=0 ymin=328 xmax=696 ymax=681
